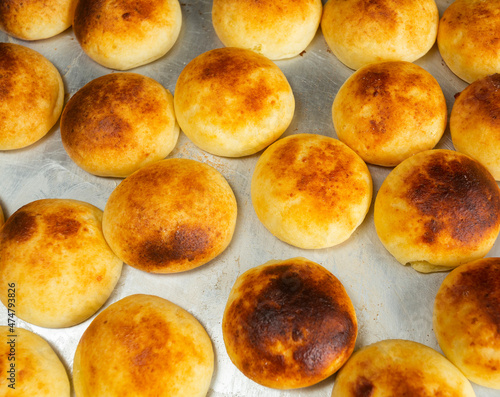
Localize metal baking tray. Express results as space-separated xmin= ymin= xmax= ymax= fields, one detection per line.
xmin=0 ymin=0 xmax=498 ymax=395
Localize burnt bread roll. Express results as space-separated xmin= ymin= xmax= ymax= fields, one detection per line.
xmin=0 ymin=327 xmax=70 ymax=396
xmin=434 ymin=257 xmax=500 ymax=389
xmin=321 ymin=0 xmax=438 ymax=70
xmin=73 ymin=294 xmax=214 ymax=397
xmin=374 ymin=149 xmax=500 ymax=273
xmin=212 ymin=0 xmax=322 ymax=60
xmin=331 ymin=339 xmax=476 ymax=396
xmin=61 ymin=73 xmax=179 ymax=177
xmin=0 ymin=0 xmax=76 ymax=40
xmin=222 ymin=257 xmax=357 ymax=389
xmin=0 ymin=199 xmax=123 ymax=328
xmin=102 ymin=158 xmax=237 ymax=273
xmin=438 ymin=0 xmax=500 ymax=83
xmin=0 ymin=43 xmax=64 ymax=150
xmin=333 ymin=61 xmax=447 ymax=167
xmin=251 ymin=134 xmax=372 ymax=249
xmin=451 ymin=74 xmax=500 ymax=180
xmin=73 ymin=0 xmax=182 ymax=70
xmin=174 ymin=47 xmax=295 ymax=157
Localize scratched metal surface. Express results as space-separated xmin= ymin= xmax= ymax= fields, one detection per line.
xmin=0 ymin=0 xmax=498 ymax=396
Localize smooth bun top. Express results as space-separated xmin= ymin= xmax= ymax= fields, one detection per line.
xmin=0 ymin=43 xmax=64 ymax=150
xmin=438 ymin=0 xmax=500 ymax=83
xmin=73 ymin=294 xmax=214 ymax=397
xmin=450 ymin=73 xmax=500 ymax=180
xmin=322 ymin=0 xmax=438 ymax=70
xmin=102 ymin=158 xmax=237 ymax=273
xmin=212 ymin=0 xmax=322 ymax=60
xmin=0 ymin=327 xmax=70 ymax=396
xmin=434 ymin=257 xmax=500 ymax=389
xmin=0 ymin=199 xmax=123 ymax=328
xmin=333 ymin=61 xmax=447 ymax=166
xmin=374 ymin=150 xmax=500 ymax=272
xmin=61 ymin=72 xmax=179 ymax=177
xmin=174 ymin=47 xmax=295 ymax=157
xmin=223 ymin=257 xmax=357 ymax=389
xmin=73 ymin=0 xmax=182 ymax=70
xmin=0 ymin=0 xmax=76 ymax=40
xmin=251 ymin=134 xmax=372 ymax=249
xmin=331 ymin=339 xmax=476 ymax=396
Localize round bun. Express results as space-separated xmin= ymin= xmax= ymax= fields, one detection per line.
xmin=0 ymin=0 xmax=76 ymax=40
xmin=73 ymin=0 xmax=182 ymax=70
xmin=212 ymin=0 xmax=322 ymax=60
xmin=321 ymin=0 xmax=438 ymax=70
xmin=333 ymin=61 xmax=447 ymax=167
xmin=0 ymin=43 xmax=64 ymax=150
xmin=438 ymin=0 xmax=500 ymax=83
xmin=73 ymin=294 xmax=214 ymax=397
xmin=374 ymin=149 xmax=500 ymax=273
xmin=174 ymin=47 xmax=295 ymax=157
xmin=0 ymin=327 xmax=70 ymax=396
xmin=222 ymin=257 xmax=357 ymax=389
xmin=434 ymin=257 xmax=500 ymax=389
xmin=61 ymin=73 xmax=179 ymax=177
xmin=331 ymin=339 xmax=476 ymax=396
xmin=251 ymin=134 xmax=372 ymax=249
xmin=0 ymin=199 xmax=123 ymax=328
xmin=451 ymin=74 xmax=500 ymax=180
xmin=102 ymin=158 xmax=237 ymax=273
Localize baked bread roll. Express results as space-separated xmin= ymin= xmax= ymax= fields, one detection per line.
xmin=251 ymin=134 xmax=372 ymax=249
xmin=212 ymin=0 xmax=322 ymax=60
xmin=321 ymin=0 xmax=438 ymax=70
xmin=73 ymin=294 xmax=214 ymax=397
xmin=0 ymin=327 xmax=70 ymax=396
xmin=0 ymin=43 xmax=64 ymax=150
xmin=331 ymin=339 xmax=476 ymax=396
xmin=434 ymin=257 xmax=500 ymax=389
xmin=102 ymin=158 xmax=237 ymax=273
xmin=174 ymin=47 xmax=295 ymax=157
xmin=0 ymin=0 xmax=76 ymax=40
xmin=73 ymin=0 xmax=182 ymax=70
xmin=374 ymin=149 xmax=500 ymax=273
xmin=438 ymin=0 xmax=500 ymax=83
xmin=222 ymin=257 xmax=357 ymax=389
xmin=451 ymin=74 xmax=500 ymax=180
xmin=61 ymin=73 xmax=179 ymax=177
xmin=333 ymin=61 xmax=447 ymax=167
xmin=0 ymin=199 xmax=123 ymax=328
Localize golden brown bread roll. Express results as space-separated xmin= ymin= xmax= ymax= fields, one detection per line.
xmin=174 ymin=47 xmax=295 ymax=157
xmin=438 ymin=0 xmax=500 ymax=83
xmin=0 ymin=199 xmax=123 ymax=328
xmin=0 ymin=43 xmax=64 ymax=150
xmin=321 ymin=0 xmax=438 ymax=70
xmin=251 ymin=134 xmax=372 ymax=249
xmin=0 ymin=0 xmax=76 ymax=40
xmin=374 ymin=149 xmax=500 ymax=273
xmin=61 ymin=73 xmax=179 ymax=177
xmin=222 ymin=257 xmax=357 ymax=389
xmin=73 ymin=294 xmax=214 ymax=397
xmin=73 ymin=0 xmax=182 ymax=70
xmin=331 ymin=339 xmax=476 ymax=396
xmin=451 ymin=74 xmax=500 ymax=180
xmin=434 ymin=257 xmax=500 ymax=389
xmin=0 ymin=327 xmax=70 ymax=396
xmin=102 ymin=158 xmax=237 ymax=273
xmin=212 ymin=0 xmax=322 ymax=60
xmin=333 ymin=61 xmax=447 ymax=167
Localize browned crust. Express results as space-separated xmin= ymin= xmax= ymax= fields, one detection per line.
xmin=403 ymin=153 xmax=500 ymax=247
xmin=223 ymin=258 xmax=357 ymax=389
